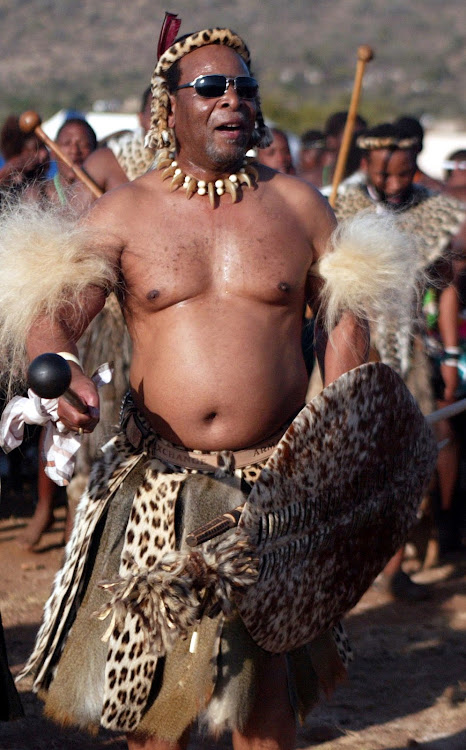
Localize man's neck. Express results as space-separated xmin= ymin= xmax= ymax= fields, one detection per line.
xmin=174 ymin=154 xmax=247 ymax=183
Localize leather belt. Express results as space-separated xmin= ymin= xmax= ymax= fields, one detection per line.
xmin=123 ymin=411 xmax=285 ymax=471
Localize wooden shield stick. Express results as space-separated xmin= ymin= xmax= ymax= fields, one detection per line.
xmin=19 ymin=110 xmax=103 ymax=198
xmin=328 ymin=45 xmax=374 ymax=208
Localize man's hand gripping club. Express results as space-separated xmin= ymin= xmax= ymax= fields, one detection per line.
xmin=27 ymin=352 xmax=100 ymax=435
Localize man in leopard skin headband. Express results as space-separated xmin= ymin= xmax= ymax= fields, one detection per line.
xmin=3 ymin=16 xmax=429 ymax=750
xmin=146 ymin=26 xmax=272 ymax=156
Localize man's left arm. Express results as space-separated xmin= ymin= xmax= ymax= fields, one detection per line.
xmin=305 ymin=191 xmax=369 ymax=387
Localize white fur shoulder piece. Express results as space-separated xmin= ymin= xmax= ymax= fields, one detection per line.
xmin=318 ymin=210 xmax=424 ymax=334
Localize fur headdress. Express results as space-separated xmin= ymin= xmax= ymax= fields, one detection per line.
xmin=146 ymin=26 xmax=272 ymax=154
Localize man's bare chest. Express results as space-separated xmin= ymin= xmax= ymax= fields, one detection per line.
xmin=121 ymin=211 xmax=311 ymax=310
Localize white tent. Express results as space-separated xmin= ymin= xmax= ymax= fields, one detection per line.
xmin=419 ymin=128 xmax=466 ymax=179
xmin=41 ymin=109 xmax=140 ymax=142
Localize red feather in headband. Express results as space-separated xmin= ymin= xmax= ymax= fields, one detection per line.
xmin=157 ymin=12 xmax=182 ymax=60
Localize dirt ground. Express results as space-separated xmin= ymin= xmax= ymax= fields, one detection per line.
xmin=0 ymin=475 xmax=465 ymax=750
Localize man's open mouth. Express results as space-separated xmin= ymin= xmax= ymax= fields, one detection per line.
xmin=216 ymin=124 xmax=243 ymax=131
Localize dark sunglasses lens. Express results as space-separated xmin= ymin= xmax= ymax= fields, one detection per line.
xmin=235 ymin=77 xmax=258 ymax=99
xmin=194 ymin=75 xmax=258 ymax=99
xmin=195 ymin=75 xmax=226 ymax=98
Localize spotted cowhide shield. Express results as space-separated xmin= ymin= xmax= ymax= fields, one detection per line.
xmin=234 ymin=362 xmax=438 ymax=653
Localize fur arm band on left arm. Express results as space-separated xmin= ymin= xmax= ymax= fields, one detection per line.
xmin=315 ymin=210 xmax=425 ymax=337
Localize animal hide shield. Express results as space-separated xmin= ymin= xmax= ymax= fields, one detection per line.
xmin=233 ymin=362 xmax=437 ymax=652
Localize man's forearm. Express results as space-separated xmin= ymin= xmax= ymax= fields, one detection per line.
xmin=26 ymin=285 xmax=107 ymax=362
xmin=26 ymin=318 xmax=81 ymax=362
xmin=323 ymin=312 xmax=369 ymax=386
xmin=438 ymin=284 xmax=459 ymax=349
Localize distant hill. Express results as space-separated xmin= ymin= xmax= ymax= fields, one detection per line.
xmin=1 ymin=0 xmax=465 ymax=134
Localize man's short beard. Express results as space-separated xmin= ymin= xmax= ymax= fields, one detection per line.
xmin=205 ymin=139 xmax=248 ymax=171
xmin=382 ymin=188 xmax=414 ymax=209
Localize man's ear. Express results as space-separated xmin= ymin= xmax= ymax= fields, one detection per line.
xmin=168 ymin=94 xmax=176 ymax=129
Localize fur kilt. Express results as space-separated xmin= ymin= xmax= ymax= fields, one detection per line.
xmin=18 ymin=396 xmax=343 ymax=742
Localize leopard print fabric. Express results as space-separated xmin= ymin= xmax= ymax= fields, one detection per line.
xmin=20 ymin=392 xmax=357 ymax=735
xmin=100 ymin=461 xmax=188 ymax=731
xmin=106 ymin=130 xmax=156 ymax=181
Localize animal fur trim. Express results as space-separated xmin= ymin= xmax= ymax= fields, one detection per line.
xmin=317 ymin=210 xmax=424 ymax=337
xmin=95 ymin=537 xmax=258 ymax=658
xmin=0 ymin=200 xmax=118 ymax=394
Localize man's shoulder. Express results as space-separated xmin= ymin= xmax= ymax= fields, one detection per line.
xmin=94 ymin=166 xmax=160 ymax=207
xmin=83 ymin=147 xmax=123 ymax=187
xmin=84 ymin=147 xmax=118 ymax=169
xmin=410 ymin=183 xmax=465 ymax=217
xmin=258 ymin=165 xmax=329 ymax=208
xmin=333 ymin=184 xmax=371 ymax=220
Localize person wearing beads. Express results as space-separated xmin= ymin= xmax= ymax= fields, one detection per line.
xmin=0 ymin=19 xmax=424 ymax=750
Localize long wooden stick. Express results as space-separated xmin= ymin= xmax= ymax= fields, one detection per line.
xmin=19 ymin=110 xmax=103 ymax=198
xmin=328 ymin=45 xmax=373 ymax=208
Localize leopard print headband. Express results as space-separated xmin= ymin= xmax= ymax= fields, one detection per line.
xmin=146 ymin=27 xmax=272 ymax=153
xmin=356 ymin=135 xmax=420 ymax=151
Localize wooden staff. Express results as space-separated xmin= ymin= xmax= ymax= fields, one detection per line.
xmin=19 ymin=110 xmax=103 ymax=198
xmin=328 ymin=45 xmax=374 ymax=208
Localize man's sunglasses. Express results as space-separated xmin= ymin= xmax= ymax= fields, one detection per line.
xmin=175 ymin=75 xmax=259 ymax=100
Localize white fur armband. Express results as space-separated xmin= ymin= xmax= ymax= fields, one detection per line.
xmin=318 ymin=210 xmax=424 ymax=334
xmin=0 ymin=199 xmax=118 ymax=393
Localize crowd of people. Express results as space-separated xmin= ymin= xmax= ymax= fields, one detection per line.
xmin=0 ymin=17 xmax=465 ymax=750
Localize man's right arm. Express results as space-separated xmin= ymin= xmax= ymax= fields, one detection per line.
xmin=25 ymin=195 xmax=126 ymax=432
xmin=26 ymin=283 xmax=108 ymax=432
xmin=299 ymin=182 xmax=370 ymax=383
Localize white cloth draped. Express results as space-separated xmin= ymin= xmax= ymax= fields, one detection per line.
xmin=0 ymin=364 xmax=112 ymax=486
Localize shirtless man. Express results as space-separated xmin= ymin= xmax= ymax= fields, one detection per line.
xmin=18 ymin=28 xmax=370 ymax=750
